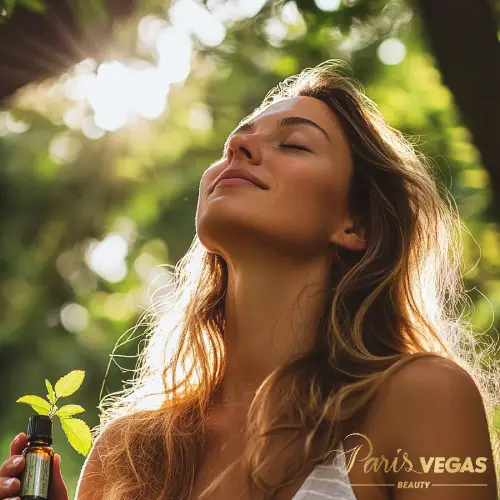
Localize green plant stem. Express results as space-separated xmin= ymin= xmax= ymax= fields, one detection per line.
xmin=47 ymin=397 xmax=60 ymax=419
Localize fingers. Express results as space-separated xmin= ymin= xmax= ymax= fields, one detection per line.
xmin=0 ymin=453 xmax=25 ymax=480
xmin=50 ymin=454 xmax=69 ymax=500
xmin=0 ymin=473 xmax=21 ymax=499
xmin=0 ymin=433 xmax=27 ymax=499
xmin=10 ymin=434 xmax=27 ymax=457
xmin=0 ymin=453 xmax=25 ymax=477
xmin=1 ymin=436 xmax=25 ymax=500
xmin=3 ymin=435 xmax=68 ymax=500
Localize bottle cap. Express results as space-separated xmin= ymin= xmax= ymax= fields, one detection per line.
xmin=27 ymin=415 xmax=52 ymax=444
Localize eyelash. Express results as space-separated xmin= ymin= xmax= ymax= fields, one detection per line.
xmin=222 ymin=143 xmax=310 ymax=158
xmin=279 ymin=144 xmax=311 ymax=152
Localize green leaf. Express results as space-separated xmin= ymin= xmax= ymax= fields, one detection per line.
xmin=59 ymin=417 xmax=92 ymax=456
xmin=55 ymin=404 xmax=85 ymax=418
xmin=54 ymin=370 xmax=85 ymax=398
xmin=18 ymin=0 xmax=47 ymax=13
xmin=45 ymin=380 xmax=56 ymax=405
xmin=17 ymin=395 xmax=51 ymax=415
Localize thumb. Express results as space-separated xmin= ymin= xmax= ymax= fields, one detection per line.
xmin=50 ymin=454 xmax=69 ymax=500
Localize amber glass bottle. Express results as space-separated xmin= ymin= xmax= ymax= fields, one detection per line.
xmin=19 ymin=415 xmax=54 ymax=500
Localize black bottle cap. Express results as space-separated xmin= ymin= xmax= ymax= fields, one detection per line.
xmin=27 ymin=415 xmax=52 ymax=444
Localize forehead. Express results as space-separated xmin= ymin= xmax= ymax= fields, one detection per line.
xmin=256 ymin=96 xmax=332 ymax=123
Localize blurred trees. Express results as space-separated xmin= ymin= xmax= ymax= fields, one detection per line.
xmin=1 ymin=0 xmax=499 ymax=496
xmin=0 ymin=0 xmax=138 ymax=99
xmin=409 ymin=0 xmax=500 ymax=220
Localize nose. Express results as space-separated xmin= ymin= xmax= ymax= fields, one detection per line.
xmin=226 ymin=132 xmax=262 ymax=165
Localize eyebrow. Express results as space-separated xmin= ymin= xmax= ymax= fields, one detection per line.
xmin=224 ymin=115 xmax=332 ymax=152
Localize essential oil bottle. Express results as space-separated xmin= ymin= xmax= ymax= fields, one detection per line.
xmin=19 ymin=415 xmax=54 ymax=500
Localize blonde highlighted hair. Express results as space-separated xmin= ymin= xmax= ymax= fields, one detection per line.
xmin=93 ymin=60 xmax=500 ymax=499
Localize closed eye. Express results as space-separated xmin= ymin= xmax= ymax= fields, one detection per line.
xmin=221 ymin=143 xmax=311 ymax=158
xmin=279 ymin=144 xmax=311 ymax=152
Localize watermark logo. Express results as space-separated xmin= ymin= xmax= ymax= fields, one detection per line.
xmin=324 ymin=433 xmax=489 ymax=490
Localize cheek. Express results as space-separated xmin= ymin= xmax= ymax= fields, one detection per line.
xmin=196 ymin=176 xmax=213 ymax=229
xmin=273 ymin=163 xmax=342 ymax=226
xmin=200 ymin=167 xmax=218 ymax=192
xmin=200 ymin=158 xmax=225 ymax=189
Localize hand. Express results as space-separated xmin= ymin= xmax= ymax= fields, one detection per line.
xmin=0 ymin=432 xmax=69 ymax=500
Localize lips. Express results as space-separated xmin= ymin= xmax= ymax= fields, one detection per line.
xmin=211 ymin=168 xmax=268 ymax=193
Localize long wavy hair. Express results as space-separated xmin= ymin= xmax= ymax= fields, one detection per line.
xmin=93 ymin=60 xmax=500 ymax=499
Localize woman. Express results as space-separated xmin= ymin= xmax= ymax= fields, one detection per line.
xmin=1 ymin=60 xmax=499 ymax=500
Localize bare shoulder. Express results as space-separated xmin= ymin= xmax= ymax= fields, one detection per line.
xmin=374 ymin=355 xmax=489 ymax=445
xmin=383 ymin=355 xmax=481 ymax=405
xmin=75 ymin=420 xmax=124 ymax=500
xmin=367 ymin=355 xmax=498 ymax=499
xmin=75 ymin=436 xmax=105 ymax=500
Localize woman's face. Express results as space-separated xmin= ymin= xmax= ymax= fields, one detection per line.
xmin=196 ymin=96 xmax=355 ymax=259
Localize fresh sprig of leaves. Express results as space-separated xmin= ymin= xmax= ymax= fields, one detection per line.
xmin=16 ymin=370 xmax=92 ymax=456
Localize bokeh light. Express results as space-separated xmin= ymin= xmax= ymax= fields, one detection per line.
xmin=85 ymin=234 xmax=129 ymax=283
xmin=60 ymin=302 xmax=90 ymax=334
xmin=378 ymin=38 xmax=407 ymax=65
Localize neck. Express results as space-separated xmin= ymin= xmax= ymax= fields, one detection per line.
xmin=213 ymin=246 xmax=332 ymax=410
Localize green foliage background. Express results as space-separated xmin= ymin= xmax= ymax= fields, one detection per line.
xmin=1 ymin=0 xmax=499 ymax=497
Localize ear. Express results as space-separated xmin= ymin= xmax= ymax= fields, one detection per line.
xmin=330 ymin=219 xmax=367 ymax=252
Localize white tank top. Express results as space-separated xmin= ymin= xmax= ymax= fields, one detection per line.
xmin=292 ymin=441 xmax=357 ymax=500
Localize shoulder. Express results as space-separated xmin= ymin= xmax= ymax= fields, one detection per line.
xmin=383 ymin=354 xmax=481 ymax=407
xmin=374 ymin=355 xmax=488 ymax=443
xmin=75 ymin=436 xmax=106 ymax=500
xmin=366 ymin=355 xmax=497 ymax=497
xmin=75 ymin=419 xmax=127 ymax=500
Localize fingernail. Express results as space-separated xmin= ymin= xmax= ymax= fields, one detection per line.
xmin=3 ymin=477 xmax=16 ymax=486
xmin=12 ymin=456 xmax=23 ymax=466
